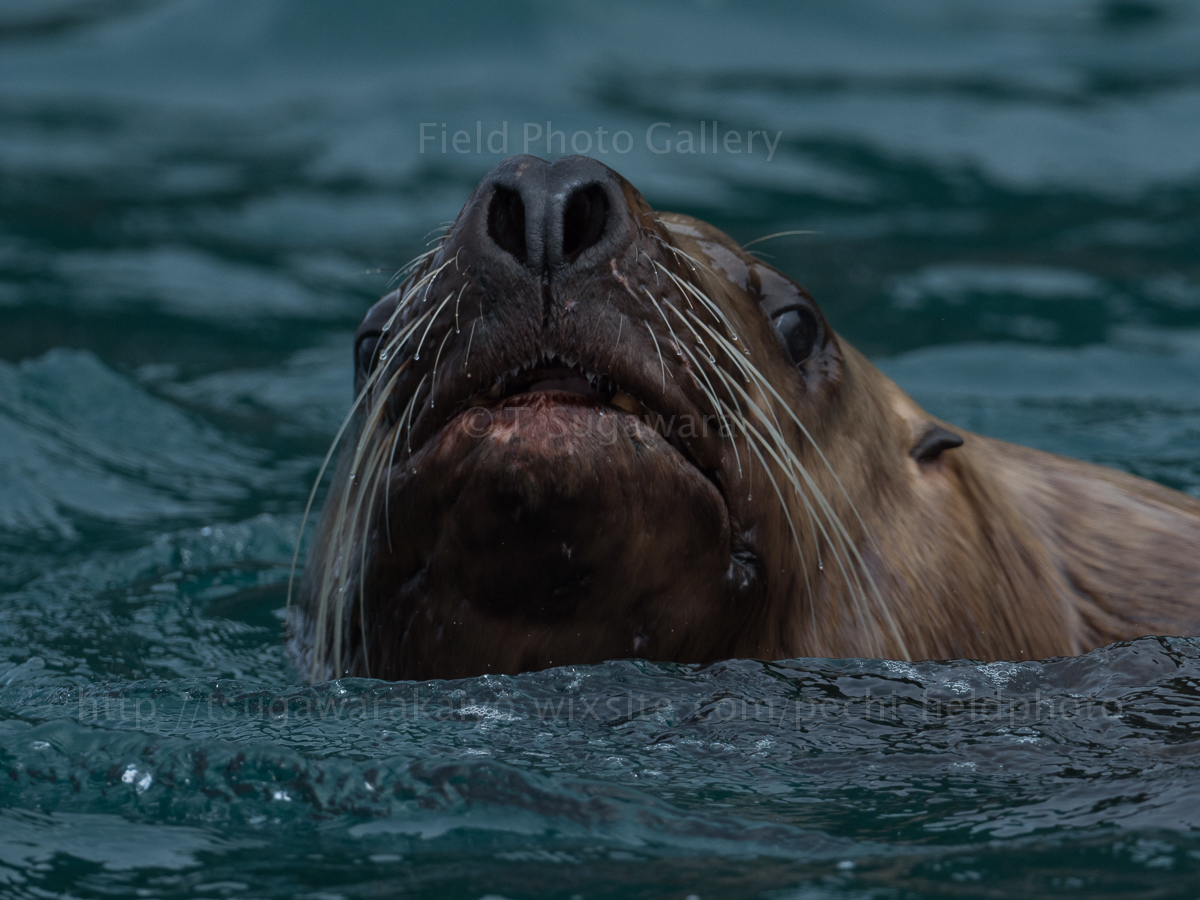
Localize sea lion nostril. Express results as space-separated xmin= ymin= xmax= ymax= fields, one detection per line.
xmin=561 ymin=184 xmax=608 ymax=262
xmin=487 ymin=186 xmax=527 ymax=265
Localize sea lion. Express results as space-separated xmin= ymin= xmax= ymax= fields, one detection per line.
xmin=288 ymin=154 xmax=1200 ymax=682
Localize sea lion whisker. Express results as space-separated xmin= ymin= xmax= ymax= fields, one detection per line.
xmin=379 ymin=267 xmax=438 ymax=334
xmin=662 ymin=297 xmax=734 ymax=422
xmin=395 ymin=261 xmax=440 ymax=303
xmin=405 ymin=372 xmax=430 ymax=457
xmin=641 ymin=287 xmax=685 ymax=360
xmin=352 ymin=437 xmax=394 ymax=678
xmin=687 ymin=322 xmax=748 ymax=424
xmin=413 ymin=290 xmax=456 ymax=361
xmin=430 ymin=325 xmax=455 ymax=408
xmin=741 ymin=230 xmax=821 ymax=250
xmin=676 ymin=341 xmax=742 ymax=476
xmin=355 ymin=326 xmax=423 ymax=448
xmin=416 ymin=260 xmax=453 ymax=308
xmin=704 ymin=372 xmax=824 ymax=623
xmin=395 ymin=372 xmax=424 ymax=461
xmin=661 ymin=265 xmax=742 ymax=345
xmin=319 ymin=362 xmax=408 ymax=633
xmin=386 ymin=246 xmax=441 ymax=290
xmin=653 ymin=235 xmax=716 ymax=279
xmin=659 ymin=293 xmax=715 ymax=361
xmin=315 ymin=477 xmax=357 ymax=678
xmin=694 ymin=317 xmax=788 ymax=440
xmin=651 ymin=261 xmax=693 ymax=311
xmin=696 ymin=331 xmax=825 ymax=549
xmin=658 ymin=249 xmax=747 ymax=345
xmin=708 ymin=361 xmax=880 ymax=649
xmin=452 ymin=283 xmax=467 ymax=334
xmin=608 ymin=314 xmax=625 ymax=371
xmin=287 ymin=383 xmax=371 ymax=615
xmin=727 ymin=355 xmax=897 ymax=646
xmin=463 ymin=319 xmax=477 ymax=374
xmin=674 ymin=327 xmax=743 ymax=477
xmin=644 ymin=320 xmax=668 ymax=391
xmin=328 ymin=434 xmax=384 ymax=679
xmin=706 ymin=359 xmax=839 ymax=577
xmin=342 ymin=365 xmax=410 ymax=533
xmin=288 ymin=333 xmax=416 ymax=632
xmin=710 ymin=373 xmax=822 ymax=569
xmin=697 ymin=325 xmax=875 ymax=553
xmin=384 ymin=369 xmax=427 ymax=554
xmin=717 ymin=352 xmax=862 ymax=616
xmin=423 ymin=225 xmax=452 ymax=245
xmin=397 ymin=256 xmax=454 ymax=309
xmin=320 ymin=359 xmax=421 ymax=678
xmin=379 ymin=295 xmax=410 ymax=337
xmin=383 ymin=405 xmax=407 ymax=553
xmin=721 ymin=380 xmax=874 ymax=653
xmin=736 ymin=415 xmax=816 ymax=633
xmin=372 ymin=309 xmax=427 ymax=374
xmin=746 ymin=403 xmax=904 ymax=656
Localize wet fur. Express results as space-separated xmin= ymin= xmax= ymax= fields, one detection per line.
xmin=289 ymin=157 xmax=1200 ymax=681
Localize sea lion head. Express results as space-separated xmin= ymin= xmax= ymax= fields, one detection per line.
xmin=291 ymin=154 xmax=908 ymax=681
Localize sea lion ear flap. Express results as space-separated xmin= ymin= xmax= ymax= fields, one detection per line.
xmin=752 ymin=264 xmax=833 ymax=372
xmin=910 ymin=424 xmax=964 ymax=463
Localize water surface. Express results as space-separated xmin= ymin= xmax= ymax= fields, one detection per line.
xmin=2 ymin=1 xmax=1200 ymax=897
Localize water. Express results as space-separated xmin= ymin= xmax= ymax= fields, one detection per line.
xmin=2 ymin=1 xmax=1200 ymax=896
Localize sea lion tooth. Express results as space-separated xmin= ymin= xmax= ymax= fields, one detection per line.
xmin=909 ymin=425 xmax=964 ymax=463
xmin=611 ymin=391 xmax=642 ymax=415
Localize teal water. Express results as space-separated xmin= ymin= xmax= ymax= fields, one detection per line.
xmin=2 ymin=1 xmax=1200 ymax=897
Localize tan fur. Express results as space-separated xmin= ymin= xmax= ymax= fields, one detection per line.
xmin=664 ymin=219 xmax=1200 ymax=662
xmin=774 ymin=346 xmax=1200 ymax=661
xmin=292 ymin=157 xmax=1200 ymax=679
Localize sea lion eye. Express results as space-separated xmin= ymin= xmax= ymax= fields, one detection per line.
xmin=771 ymin=306 xmax=820 ymax=367
xmin=354 ymin=332 xmax=382 ymax=393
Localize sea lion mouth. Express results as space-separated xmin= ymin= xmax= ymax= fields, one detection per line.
xmin=467 ymin=361 xmax=610 ymax=405
xmin=418 ymin=354 xmax=715 ymax=492
xmin=492 ymin=363 xmax=607 ymax=401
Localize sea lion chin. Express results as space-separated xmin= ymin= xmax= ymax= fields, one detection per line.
xmin=379 ymin=392 xmax=746 ymax=674
xmin=288 ymin=154 xmax=1200 ymax=682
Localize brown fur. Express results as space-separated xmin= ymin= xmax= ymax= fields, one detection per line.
xmin=289 ymin=155 xmax=1200 ymax=680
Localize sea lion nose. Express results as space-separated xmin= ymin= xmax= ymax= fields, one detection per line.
xmin=477 ymin=155 xmax=632 ymax=277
